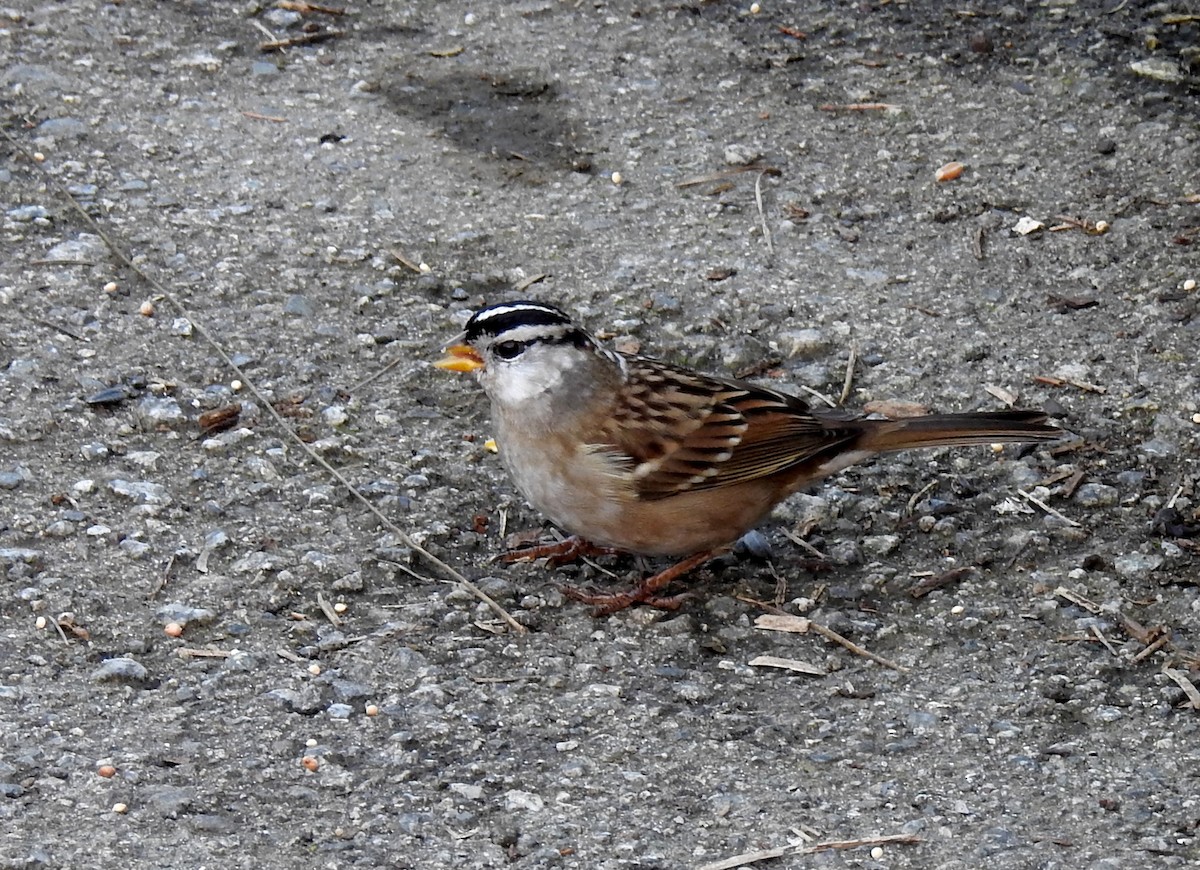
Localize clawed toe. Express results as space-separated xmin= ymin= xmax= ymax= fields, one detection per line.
xmin=561 ymin=584 xmax=695 ymax=616
xmin=499 ymin=535 xmax=622 ymax=566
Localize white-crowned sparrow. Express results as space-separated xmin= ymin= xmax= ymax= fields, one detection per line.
xmin=437 ymin=300 xmax=1062 ymax=612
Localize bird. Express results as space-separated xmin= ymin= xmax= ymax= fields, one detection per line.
xmin=436 ymin=300 xmax=1062 ymax=613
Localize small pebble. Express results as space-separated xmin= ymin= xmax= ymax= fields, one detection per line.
xmin=108 ymin=478 xmax=171 ymax=505
xmin=1183 ymin=278 xmax=1196 ymax=292
xmin=862 ymin=534 xmax=900 ymax=558
xmin=97 ymin=764 xmax=117 ymax=778
xmin=308 ymin=663 xmax=321 ymax=676
xmin=156 ymin=602 xmax=215 ymax=626
xmin=35 ymin=616 xmax=47 ymax=630
xmin=91 ymin=657 xmax=149 ymax=683
xmin=302 ymin=756 xmax=319 ymax=772
xmin=112 ymin=803 xmax=128 ymax=814
xmin=1114 ymin=552 xmax=1164 ymax=578
xmin=103 ymin=281 xmax=119 ymax=294
xmin=1073 ymin=483 xmax=1118 ymax=508
xmin=322 ymin=405 xmax=348 ymax=426
xmin=164 ymin=622 xmax=184 ymax=638
xmin=365 ymin=704 xmax=379 ymax=717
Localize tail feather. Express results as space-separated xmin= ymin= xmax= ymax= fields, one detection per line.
xmin=852 ymin=410 xmax=1062 ymax=453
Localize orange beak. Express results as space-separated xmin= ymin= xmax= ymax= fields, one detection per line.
xmin=434 ymin=344 xmax=484 ymax=373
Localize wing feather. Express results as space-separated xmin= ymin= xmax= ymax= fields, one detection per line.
xmin=594 ymin=357 xmax=859 ymax=500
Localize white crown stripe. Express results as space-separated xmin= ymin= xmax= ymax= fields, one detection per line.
xmin=474 ymin=302 xmax=567 ymax=323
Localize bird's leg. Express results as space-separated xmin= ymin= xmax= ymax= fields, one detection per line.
xmin=500 ymin=535 xmax=622 ymax=567
xmin=563 ymin=548 xmax=727 ymax=616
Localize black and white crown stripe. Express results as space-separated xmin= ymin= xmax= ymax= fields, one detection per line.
xmin=461 ymin=300 xmax=611 ymax=359
xmin=463 ymin=301 xmax=574 ymax=342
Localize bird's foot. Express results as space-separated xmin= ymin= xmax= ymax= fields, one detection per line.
xmin=500 ymin=535 xmax=622 ymax=568
xmin=562 ymin=548 xmax=723 ymax=616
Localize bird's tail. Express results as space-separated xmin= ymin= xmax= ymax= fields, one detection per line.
xmin=852 ymin=410 xmax=1062 ymax=453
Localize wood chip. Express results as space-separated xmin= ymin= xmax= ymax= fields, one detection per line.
xmin=862 ymin=398 xmax=929 ymax=419
xmin=985 ymin=384 xmax=1018 ymax=406
xmin=755 ymin=614 xmax=811 ymax=633
xmin=748 ymin=655 xmax=825 ymax=676
xmin=1054 ymin=586 xmax=1101 ymax=613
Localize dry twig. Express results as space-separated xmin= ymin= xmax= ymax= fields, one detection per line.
xmin=699 ymin=832 xmax=919 ymax=870
xmin=1017 ymin=488 xmax=1081 ymax=527
xmin=1163 ymin=668 xmax=1200 ymax=710
xmin=755 ymin=614 xmax=909 ymax=673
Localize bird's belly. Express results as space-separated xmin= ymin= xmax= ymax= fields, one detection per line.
xmin=504 ymin=441 xmax=777 ymax=556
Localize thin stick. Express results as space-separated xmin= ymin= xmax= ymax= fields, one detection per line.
xmin=349 ymin=356 xmax=406 ymax=393
xmin=513 ymin=272 xmax=550 ymax=293
xmin=778 ymin=527 xmax=828 ymax=560
xmin=1017 ymin=488 xmax=1081 ymax=527
xmin=676 ymin=163 xmax=781 ymax=188
xmin=316 ymin=591 xmax=342 ymax=627
xmin=1090 ymin=625 xmax=1118 ymax=657
xmin=0 ymin=124 xmax=526 ymax=635
xmin=754 ymin=171 xmax=773 ymax=255
xmin=816 ymin=102 xmax=900 ymax=111
xmin=839 ymin=342 xmax=857 ymax=405
xmin=905 ymin=480 xmax=937 ymax=514
xmin=699 ymin=833 xmax=919 ymax=870
xmin=796 ymin=385 xmax=837 ymax=408
xmin=808 ymin=621 xmax=909 ymax=672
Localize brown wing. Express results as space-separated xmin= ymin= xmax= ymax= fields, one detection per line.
xmin=595 ymin=357 xmax=860 ymax=500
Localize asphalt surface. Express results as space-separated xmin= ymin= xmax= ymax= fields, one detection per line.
xmin=2 ymin=2 xmax=1199 ymax=868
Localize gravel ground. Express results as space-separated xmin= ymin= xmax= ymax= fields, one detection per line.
xmin=2 ymin=2 xmax=1199 ymax=868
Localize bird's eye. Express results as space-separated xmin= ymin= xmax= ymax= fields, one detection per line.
xmin=493 ymin=340 xmax=525 ymax=360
